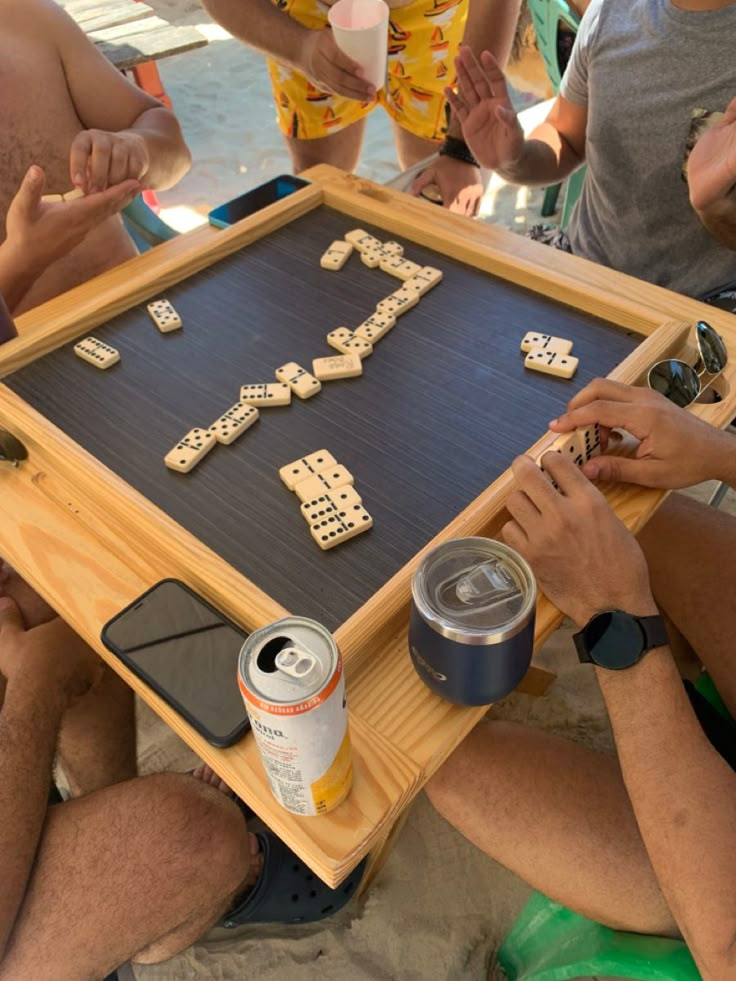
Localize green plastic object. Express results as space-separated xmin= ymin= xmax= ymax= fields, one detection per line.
xmin=526 ymin=0 xmax=586 ymax=230
xmin=695 ymin=671 xmax=732 ymax=722
xmin=497 ymin=891 xmax=702 ymax=981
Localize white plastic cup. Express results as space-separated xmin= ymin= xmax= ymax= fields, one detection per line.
xmin=328 ymin=0 xmax=389 ymax=92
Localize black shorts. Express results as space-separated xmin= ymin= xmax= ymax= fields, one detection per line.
xmin=685 ymin=680 xmax=736 ymax=771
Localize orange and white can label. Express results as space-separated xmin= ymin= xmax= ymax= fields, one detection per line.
xmin=238 ymin=617 xmax=353 ymax=816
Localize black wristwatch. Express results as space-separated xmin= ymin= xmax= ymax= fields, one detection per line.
xmin=438 ymin=135 xmax=479 ymax=168
xmin=573 ymin=610 xmax=668 ymax=670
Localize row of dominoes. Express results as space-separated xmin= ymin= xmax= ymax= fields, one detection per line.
xmin=73 ymin=301 xmax=184 ymax=371
xmin=320 ymin=230 xmax=442 ymax=365
xmin=41 ymin=188 xmax=85 ymax=204
xmin=520 ymin=331 xmax=578 ymax=380
xmin=537 ymin=422 xmax=601 ymax=487
xmin=165 ymin=396 xmax=261 ymax=472
xmin=279 ymin=450 xmax=373 ymax=550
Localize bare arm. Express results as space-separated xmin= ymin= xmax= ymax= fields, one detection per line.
xmin=202 ymin=0 xmax=372 ymax=102
xmin=37 ymin=0 xmax=190 ymax=190
xmin=507 ymin=384 xmax=736 ymax=978
xmin=202 ymin=0 xmax=307 ymax=69
xmin=497 ymin=93 xmax=587 ymax=185
xmin=446 ymin=48 xmax=587 ymax=184
xmin=446 ymin=0 xmax=522 ymax=141
xmin=0 ymin=167 xmax=139 ymax=315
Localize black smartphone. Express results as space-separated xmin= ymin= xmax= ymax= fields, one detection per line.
xmin=101 ymin=579 xmax=250 ymax=748
xmin=208 ymin=174 xmax=310 ymax=228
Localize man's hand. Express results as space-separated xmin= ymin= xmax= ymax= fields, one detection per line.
xmin=444 ymin=47 xmax=525 ymax=172
xmin=70 ymin=129 xmax=150 ymax=194
xmin=299 ymin=28 xmax=375 ymax=102
xmin=4 ymin=165 xmax=140 ymax=276
xmin=688 ymin=97 xmax=736 ymax=214
xmin=503 ymin=454 xmax=655 ymax=627
xmin=549 ymin=378 xmax=734 ymax=489
xmin=411 ymin=156 xmax=484 ymax=216
xmin=0 ymin=597 xmax=103 ymax=706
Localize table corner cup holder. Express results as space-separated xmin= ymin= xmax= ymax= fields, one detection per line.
xmin=0 ymin=427 xmax=28 ymax=469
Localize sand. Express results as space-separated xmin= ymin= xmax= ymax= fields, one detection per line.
xmin=121 ymin=5 xmax=672 ymax=979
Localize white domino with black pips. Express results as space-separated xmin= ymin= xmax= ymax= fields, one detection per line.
xmin=275 ymin=362 xmax=321 ymax=399
xmin=240 ymin=382 xmax=292 ymax=407
xmin=279 ymin=449 xmax=338 ymax=491
xmin=73 ymin=337 xmax=120 ymax=370
xmin=326 ymin=327 xmax=373 ymax=360
xmin=524 ymin=349 xmax=579 ymax=379
xmin=520 ymin=331 xmax=573 ymax=355
xmin=147 ymin=299 xmax=182 ymax=333
xmin=164 ymin=427 xmax=216 ymax=473
xmin=320 ymin=240 xmax=353 ymax=271
xmin=209 ymin=402 xmax=259 ymax=445
xmin=309 ymin=504 xmax=373 ymax=550
xmin=354 ymin=313 xmax=396 ymax=344
xmin=300 ymin=485 xmax=363 ymax=524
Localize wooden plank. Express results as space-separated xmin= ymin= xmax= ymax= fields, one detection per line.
xmin=89 ymin=17 xmax=207 ymax=70
xmin=3 ymin=182 xmax=324 ymax=376
xmin=2 ymin=168 xmax=736 ymax=887
xmin=4 ymin=206 xmax=641 ymax=629
xmin=312 ymin=166 xmax=736 ymax=341
xmin=58 ymin=0 xmax=152 ymax=31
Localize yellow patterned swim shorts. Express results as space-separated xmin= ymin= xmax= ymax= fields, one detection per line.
xmin=267 ymin=0 xmax=468 ymax=141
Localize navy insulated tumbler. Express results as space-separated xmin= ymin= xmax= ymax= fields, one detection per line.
xmin=409 ymin=538 xmax=537 ymax=706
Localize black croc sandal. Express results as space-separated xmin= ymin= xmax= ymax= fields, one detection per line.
xmin=221 ymin=831 xmax=367 ymax=927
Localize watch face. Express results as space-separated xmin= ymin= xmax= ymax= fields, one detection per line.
xmin=585 ymin=611 xmax=646 ymax=669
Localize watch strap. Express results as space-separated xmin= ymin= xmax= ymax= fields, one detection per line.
xmin=639 ymin=613 xmax=669 ymax=651
xmin=438 ymin=136 xmax=479 ymax=168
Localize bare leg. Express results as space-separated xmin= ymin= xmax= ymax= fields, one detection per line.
xmin=425 ymin=721 xmax=676 ymax=935
xmin=389 ymin=119 xmax=440 ymax=170
xmin=284 ymin=118 xmax=367 ymax=174
xmin=58 ymin=666 xmax=136 ymax=795
xmin=637 ymin=492 xmax=736 ymax=716
xmin=0 ymin=564 xmax=137 ymax=794
xmin=0 ymin=773 xmax=259 ymax=980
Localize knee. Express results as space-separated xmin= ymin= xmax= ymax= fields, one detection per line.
xmin=139 ymin=773 xmax=249 ymax=895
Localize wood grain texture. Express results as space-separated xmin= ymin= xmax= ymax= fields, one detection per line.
xmin=3 ymin=168 xmax=736 ymax=886
xmin=5 ymin=206 xmax=639 ymax=629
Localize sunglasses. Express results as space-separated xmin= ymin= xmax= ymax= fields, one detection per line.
xmin=647 ymin=320 xmax=727 ymax=408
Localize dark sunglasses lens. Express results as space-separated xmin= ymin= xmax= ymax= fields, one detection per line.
xmin=648 ymin=360 xmax=700 ymax=408
xmin=696 ymin=320 xmax=728 ymax=374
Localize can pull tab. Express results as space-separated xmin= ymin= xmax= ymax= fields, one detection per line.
xmin=275 ymin=647 xmax=318 ymax=682
xmin=454 ymin=559 xmax=517 ymax=605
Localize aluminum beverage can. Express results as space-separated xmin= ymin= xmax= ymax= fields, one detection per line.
xmin=409 ymin=537 xmax=537 ymax=706
xmin=237 ymin=616 xmax=353 ymax=816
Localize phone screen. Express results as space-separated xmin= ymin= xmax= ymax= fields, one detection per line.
xmin=101 ymin=580 xmax=249 ymax=746
xmin=208 ymin=175 xmax=310 ymax=227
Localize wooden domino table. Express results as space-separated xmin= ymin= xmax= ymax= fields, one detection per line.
xmin=2 ymin=165 xmax=736 ymax=889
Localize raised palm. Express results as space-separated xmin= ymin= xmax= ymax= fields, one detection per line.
xmin=688 ymin=97 xmax=736 ymax=213
xmin=445 ymin=48 xmax=525 ymax=172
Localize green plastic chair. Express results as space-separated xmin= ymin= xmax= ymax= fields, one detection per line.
xmin=497 ymin=891 xmax=701 ymax=981
xmin=527 ymin=0 xmax=586 ymax=230
xmin=497 ymin=672 xmax=734 ymax=981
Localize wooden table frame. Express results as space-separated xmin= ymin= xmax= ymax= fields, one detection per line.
xmin=2 ymin=166 xmax=736 ymax=888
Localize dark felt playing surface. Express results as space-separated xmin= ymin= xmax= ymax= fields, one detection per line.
xmin=6 ymin=207 xmax=640 ymax=629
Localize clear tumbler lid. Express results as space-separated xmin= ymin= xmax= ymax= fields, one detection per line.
xmin=412 ymin=538 xmax=536 ymax=641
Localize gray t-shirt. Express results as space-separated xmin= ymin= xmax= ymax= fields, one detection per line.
xmin=560 ymin=0 xmax=736 ymax=298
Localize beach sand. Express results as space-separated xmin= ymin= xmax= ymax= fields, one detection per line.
xmin=126 ymin=5 xmax=660 ymax=979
